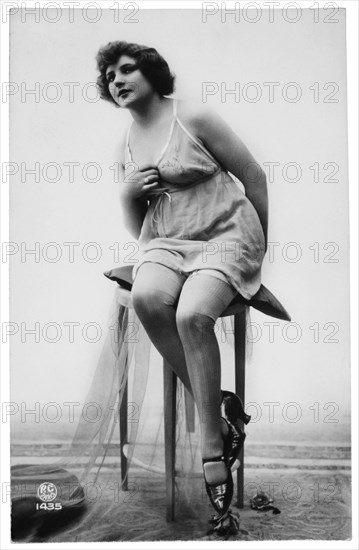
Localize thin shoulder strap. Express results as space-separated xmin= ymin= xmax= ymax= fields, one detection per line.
xmin=125 ymin=122 xmax=133 ymax=160
xmin=126 ymin=123 xmax=132 ymax=147
xmin=173 ymin=97 xmax=178 ymax=118
xmin=175 ymin=103 xmax=219 ymax=165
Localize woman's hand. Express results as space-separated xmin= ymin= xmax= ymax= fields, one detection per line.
xmin=120 ymin=163 xmax=160 ymax=201
xmin=118 ymin=163 xmax=160 ymax=239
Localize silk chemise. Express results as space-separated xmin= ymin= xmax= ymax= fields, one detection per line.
xmin=124 ymin=98 xmax=265 ymax=300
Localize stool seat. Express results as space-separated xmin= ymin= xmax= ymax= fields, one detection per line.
xmin=104 ymin=265 xmax=291 ymax=321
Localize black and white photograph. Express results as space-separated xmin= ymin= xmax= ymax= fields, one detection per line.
xmin=1 ymin=0 xmax=357 ymax=545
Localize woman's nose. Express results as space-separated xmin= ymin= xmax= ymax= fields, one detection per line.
xmin=113 ymin=72 xmax=125 ymax=87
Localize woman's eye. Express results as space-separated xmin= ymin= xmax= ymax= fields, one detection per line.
xmin=123 ymin=65 xmax=138 ymax=74
xmin=106 ymin=64 xmax=137 ymax=83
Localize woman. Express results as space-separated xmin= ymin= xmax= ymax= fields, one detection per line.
xmin=96 ymin=41 xmax=267 ymax=535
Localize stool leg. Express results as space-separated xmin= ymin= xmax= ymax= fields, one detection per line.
xmin=118 ymin=306 xmax=129 ymax=490
xmin=119 ymin=379 xmax=128 ymax=491
xmin=163 ymin=360 xmax=177 ymax=521
xmin=234 ymin=309 xmax=246 ymax=509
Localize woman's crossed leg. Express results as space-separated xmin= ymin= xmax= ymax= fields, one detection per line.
xmin=131 ymin=261 xmax=237 ymax=483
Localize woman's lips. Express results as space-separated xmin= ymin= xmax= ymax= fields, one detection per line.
xmin=118 ymin=89 xmax=131 ymax=98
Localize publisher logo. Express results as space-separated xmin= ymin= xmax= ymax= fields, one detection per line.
xmin=37 ymin=482 xmax=57 ymax=502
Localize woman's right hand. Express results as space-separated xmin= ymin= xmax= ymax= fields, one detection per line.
xmin=121 ymin=163 xmax=160 ymax=201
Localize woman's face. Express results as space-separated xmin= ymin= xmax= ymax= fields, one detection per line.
xmin=105 ymin=54 xmax=154 ymax=107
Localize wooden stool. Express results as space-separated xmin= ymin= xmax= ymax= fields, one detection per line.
xmin=105 ymin=265 xmax=290 ymax=522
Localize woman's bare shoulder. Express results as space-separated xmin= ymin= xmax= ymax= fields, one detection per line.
xmin=176 ymin=98 xmax=220 ymax=136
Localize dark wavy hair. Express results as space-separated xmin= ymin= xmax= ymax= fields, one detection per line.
xmin=96 ymin=41 xmax=176 ymax=107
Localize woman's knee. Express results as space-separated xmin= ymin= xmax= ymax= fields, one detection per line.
xmin=176 ymin=306 xmax=215 ymax=339
xmin=131 ymin=281 xmax=178 ymax=323
xmin=132 ymin=283 xmax=159 ymax=315
xmin=131 ymin=264 xmax=183 ymax=317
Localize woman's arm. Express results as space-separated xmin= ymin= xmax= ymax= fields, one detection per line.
xmin=191 ymin=105 xmax=268 ymax=249
xmin=119 ymin=191 xmax=148 ymax=240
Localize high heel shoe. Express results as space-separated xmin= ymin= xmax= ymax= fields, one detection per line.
xmin=202 ymin=419 xmax=240 ymax=537
xmin=202 ymin=454 xmax=233 ymax=518
xmin=221 ymin=390 xmax=251 ymax=426
xmin=226 ymin=421 xmax=246 ymax=471
xmin=221 ymin=390 xmax=250 ymax=471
